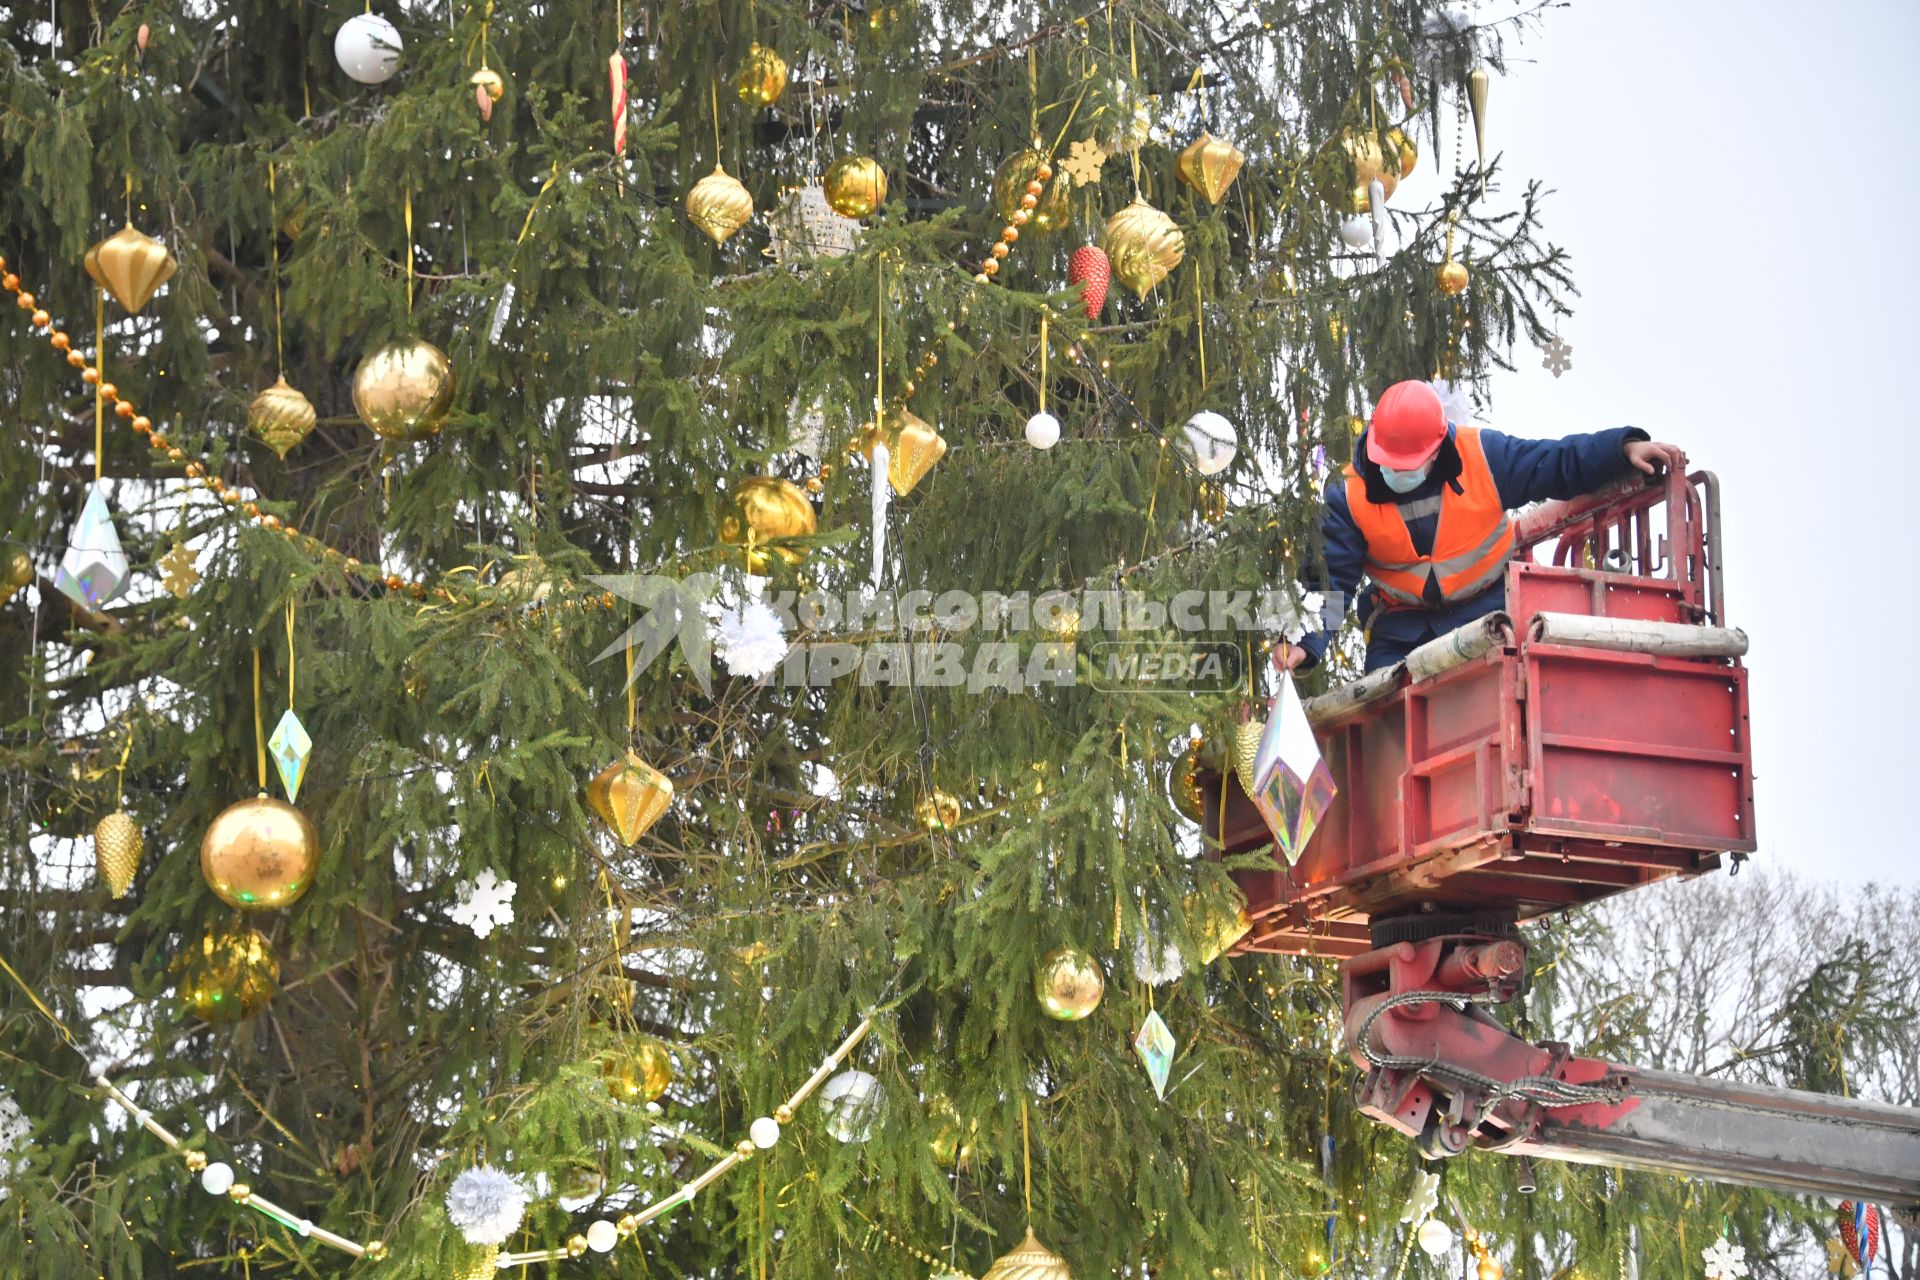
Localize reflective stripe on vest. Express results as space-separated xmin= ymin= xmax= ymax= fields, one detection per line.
xmin=1342 ymin=427 xmax=1515 ymax=608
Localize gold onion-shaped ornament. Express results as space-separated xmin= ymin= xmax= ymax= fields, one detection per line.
xmin=992 ymin=150 xmax=1070 ymax=234
xmin=858 ymin=411 xmax=948 ymax=496
xmin=248 ymin=376 xmax=317 ymax=457
xmin=351 ymin=338 xmax=455 ymax=440
xmin=1099 ymin=199 xmax=1184 ymax=299
xmin=177 ymin=928 xmax=279 ymax=1024
xmin=1176 ymin=131 xmax=1245 ymax=204
xmin=84 ymin=223 xmax=179 ymax=314
xmin=1191 ymin=892 xmax=1254 ymax=964
xmin=93 ymin=810 xmax=144 ymax=898
xmin=200 ymin=794 xmax=321 ymax=910
xmin=735 ymin=43 xmax=788 ymax=106
xmin=686 ymin=165 xmax=754 ymax=244
xmin=719 ymin=476 xmax=817 ymax=571
xmin=823 ymin=155 xmax=888 ymax=219
xmin=604 ymin=1039 xmax=673 ymax=1103
xmin=982 ymin=1228 xmax=1075 ymax=1280
xmin=585 ymin=750 xmax=674 ymax=847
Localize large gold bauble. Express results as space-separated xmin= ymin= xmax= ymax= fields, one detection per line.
xmin=351 ymin=338 xmax=456 ymax=440
xmin=84 ymin=223 xmax=178 ymax=314
xmin=982 ymin=1228 xmax=1075 ymax=1280
xmin=823 ymin=155 xmax=888 ymax=219
xmin=1034 ymin=947 xmax=1104 ymax=1021
xmin=1175 ymin=131 xmax=1245 ymax=204
xmin=686 ymin=165 xmax=755 ymax=244
xmin=1 ymin=549 xmax=32 ymax=607
xmin=604 ymin=1039 xmax=673 ymax=1103
xmin=735 ymin=43 xmax=788 ymax=106
xmin=992 ymin=150 xmax=1070 ymax=234
xmin=1436 ymin=259 xmax=1470 ymax=296
xmin=719 ymin=476 xmax=817 ymax=571
xmin=94 ymin=810 xmax=145 ymax=899
xmin=858 ymin=411 xmax=948 ymax=496
xmin=199 ymin=794 xmax=320 ymax=910
xmin=914 ymin=789 xmax=962 ymax=832
xmin=1167 ymin=738 xmax=1206 ymax=824
xmin=249 ymin=376 xmax=317 ymax=458
xmin=585 ymin=750 xmax=675 ymax=847
xmin=178 ymin=928 xmax=279 ymax=1024
xmin=1100 ymin=199 xmax=1185 ymax=299
xmin=1341 ymin=128 xmax=1387 ymax=187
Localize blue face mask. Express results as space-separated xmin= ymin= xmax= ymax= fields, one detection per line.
xmin=1379 ymin=463 xmax=1430 ymax=494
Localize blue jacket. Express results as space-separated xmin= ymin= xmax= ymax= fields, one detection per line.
xmin=1297 ymin=423 xmax=1650 ymax=669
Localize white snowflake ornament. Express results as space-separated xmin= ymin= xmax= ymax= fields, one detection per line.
xmin=1259 ymin=589 xmax=1325 ymax=644
xmin=1702 ymin=1236 xmax=1749 ymax=1280
xmin=450 ymin=868 xmax=517 ymax=939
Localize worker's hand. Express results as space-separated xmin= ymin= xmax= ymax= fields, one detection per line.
xmin=1625 ymin=439 xmax=1687 ymax=476
xmin=1273 ymin=642 xmax=1308 ymax=672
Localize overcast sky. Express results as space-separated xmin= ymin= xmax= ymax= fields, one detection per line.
xmin=1394 ymin=0 xmax=1919 ymax=886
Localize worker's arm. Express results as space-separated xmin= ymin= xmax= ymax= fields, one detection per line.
xmin=1290 ymin=483 xmax=1368 ymax=671
xmin=1480 ymin=426 xmax=1653 ymax=509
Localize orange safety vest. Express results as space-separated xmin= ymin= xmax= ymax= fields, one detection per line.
xmin=1342 ymin=427 xmax=1514 ymax=609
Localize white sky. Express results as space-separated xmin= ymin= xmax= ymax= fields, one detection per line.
xmin=1401 ymin=0 xmax=1920 ymax=886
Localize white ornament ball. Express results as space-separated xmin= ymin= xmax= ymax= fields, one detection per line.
xmin=200 ymin=1161 xmax=235 ymax=1196
xmin=1024 ymin=411 xmax=1061 ymax=450
xmin=818 ymin=1068 xmax=883 ymax=1144
xmin=585 ymin=1219 xmax=619 ymax=1253
xmin=1339 ymin=215 xmax=1373 ymax=249
xmin=1416 ymin=1217 xmax=1455 ymax=1256
xmin=1180 ymin=411 xmax=1238 ymax=477
xmin=334 ymin=12 xmax=402 ymax=85
xmin=749 ymin=1116 xmax=782 ymax=1149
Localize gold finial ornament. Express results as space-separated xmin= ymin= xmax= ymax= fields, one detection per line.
xmin=1100 ymin=199 xmax=1185 ymax=298
xmin=823 ymin=155 xmax=888 ymax=219
xmin=249 ymin=376 xmax=318 ymax=457
xmin=94 ymin=810 xmax=145 ymax=898
xmin=686 ymin=165 xmax=755 ymax=243
xmin=84 ymin=223 xmax=178 ymax=313
xmin=1175 ymin=131 xmax=1245 ymax=204
xmin=585 ymin=751 xmax=675 ymax=847
xmin=351 ymin=338 xmax=456 ymax=440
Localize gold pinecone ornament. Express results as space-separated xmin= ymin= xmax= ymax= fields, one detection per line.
xmin=249 ymin=376 xmax=317 ymax=457
xmin=94 ymin=810 xmax=144 ymax=898
xmin=982 ymin=1228 xmax=1074 ymax=1280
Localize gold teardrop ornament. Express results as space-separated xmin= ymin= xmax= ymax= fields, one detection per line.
xmin=858 ymin=411 xmax=948 ymax=496
xmin=585 ymin=750 xmax=674 ymax=847
xmin=1175 ymin=131 xmax=1245 ymax=204
xmin=823 ymin=155 xmax=888 ymax=219
xmin=719 ymin=477 xmax=817 ymax=570
xmin=992 ymin=149 xmax=1071 ymax=234
xmin=249 ymin=376 xmax=317 ymax=457
xmin=94 ymin=810 xmax=145 ymax=898
xmin=84 ymin=223 xmax=179 ymax=313
xmin=981 ymin=1228 xmax=1075 ymax=1280
xmin=1099 ymin=199 xmax=1184 ymax=299
xmin=686 ymin=165 xmax=754 ymax=243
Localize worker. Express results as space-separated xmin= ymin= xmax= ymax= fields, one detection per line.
xmin=1283 ymin=380 xmax=1686 ymax=674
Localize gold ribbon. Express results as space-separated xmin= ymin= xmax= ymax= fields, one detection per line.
xmin=0 ymin=947 xmax=80 ymax=1049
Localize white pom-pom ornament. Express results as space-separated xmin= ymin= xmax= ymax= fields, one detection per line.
xmin=1179 ymin=411 xmax=1238 ymax=477
xmin=199 ymin=1161 xmax=235 ymax=1196
xmin=1024 ymin=412 xmax=1061 ymax=450
xmin=334 ymin=12 xmax=402 ymax=85
xmin=749 ymin=1116 xmax=782 ymax=1149
xmin=444 ymin=1164 xmax=531 ymax=1246
xmin=1339 ymin=215 xmax=1373 ymax=249
xmin=1416 ymin=1217 xmax=1455 ymax=1256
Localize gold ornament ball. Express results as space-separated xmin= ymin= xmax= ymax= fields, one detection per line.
xmin=1167 ymin=739 xmax=1206 ymax=824
xmin=585 ymin=750 xmax=675 ymax=847
xmin=686 ymin=165 xmax=755 ymax=244
xmin=84 ymin=223 xmax=179 ymax=314
xmin=982 ymin=1228 xmax=1075 ymax=1280
xmin=94 ymin=810 xmax=145 ymax=899
xmin=719 ymin=476 xmax=817 ymax=570
xmin=1100 ymin=199 xmax=1185 ymax=299
xmin=352 ymin=338 xmax=456 ymax=440
xmin=604 ymin=1039 xmax=674 ymax=1103
xmin=824 ymin=155 xmax=888 ymax=219
xmin=1341 ymin=127 xmax=1387 ymax=187
xmin=993 ymin=151 xmax=1069 ymax=234
xmin=1436 ymin=260 xmax=1470 ymax=296
xmin=735 ymin=43 xmax=788 ymax=106
xmin=249 ymin=376 xmax=317 ymax=458
xmin=567 ymin=1234 xmax=589 ymax=1258
xmin=469 ymin=65 xmax=505 ymax=102
xmin=1477 ymin=1258 xmax=1505 ymax=1280
xmin=199 ymin=794 xmax=320 ymax=910
xmin=2 ymin=548 xmax=31 ymax=606
xmin=914 ymin=789 xmax=962 ymax=832
xmin=177 ymin=928 xmax=279 ymax=1024
xmin=1175 ymin=131 xmax=1246 ymax=205
xmin=1034 ymin=946 xmax=1105 ymax=1021
xmin=926 ymin=1095 xmax=977 ymax=1167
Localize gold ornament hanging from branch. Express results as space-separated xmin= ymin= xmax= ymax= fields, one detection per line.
xmin=686 ymin=165 xmax=754 ymax=244
xmin=1167 ymin=737 xmax=1206 ymax=824
xmin=1033 ymin=946 xmax=1104 ymax=1021
xmin=913 ymin=789 xmax=961 ymax=832
xmin=719 ymin=476 xmax=817 ymax=571
xmin=470 ymin=66 xmax=505 ymax=122
xmin=2 ymin=549 xmax=33 ymax=606
xmin=603 ymin=1040 xmax=673 ymax=1103
xmin=585 ymin=750 xmax=674 ymax=847
xmin=1175 ymin=132 xmax=1245 ymax=204
xmin=858 ymin=411 xmax=947 ymax=496
xmin=249 ymin=376 xmax=317 ymax=457
xmin=200 ymin=794 xmax=321 ymax=910
xmin=734 ymin=43 xmax=788 ymax=106
xmin=93 ymin=810 xmax=144 ymax=898
xmin=352 ymin=338 xmax=456 ymax=440
xmin=982 ymin=1228 xmax=1074 ymax=1280
xmin=824 ymin=155 xmax=888 ymax=219
xmin=177 ymin=928 xmax=279 ymax=1024
xmin=84 ymin=224 xmax=178 ymax=314
xmin=992 ymin=150 xmax=1070 ymax=235
xmin=1437 ymin=219 xmax=1469 ymax=296
xmin=1100 ymin=199 xmax=1185 ymax=299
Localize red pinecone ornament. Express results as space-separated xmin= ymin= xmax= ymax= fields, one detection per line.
xmin=1838 ymin=1201 xmax=1880 ymax=1264
xmin=1068 ymin=244 xmax=1110 ymax=320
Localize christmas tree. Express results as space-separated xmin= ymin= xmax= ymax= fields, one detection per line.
xmin=0 ymin=2 xmax=1886 ymax=1276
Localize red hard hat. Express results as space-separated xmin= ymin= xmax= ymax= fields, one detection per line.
xmin=1367 ymin=380 xmax=1447 ymax=470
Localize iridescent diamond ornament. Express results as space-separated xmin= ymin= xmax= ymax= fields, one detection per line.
xmin=267 ymin=707 xmax=313 ymax=803
xmin=1133 ymin=1008 xmax=1176 ymax=1100
xmin=55 ymin=485 xmax=130 ymax=609
xmin=1247 ymin=670 xmax=1337 ymax=865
